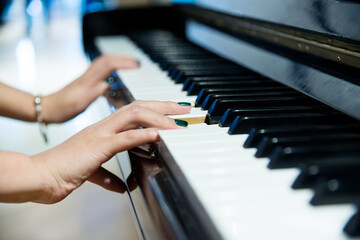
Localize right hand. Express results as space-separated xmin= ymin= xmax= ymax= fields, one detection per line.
xmin=30 ymin=100 xmax=191 ymax=204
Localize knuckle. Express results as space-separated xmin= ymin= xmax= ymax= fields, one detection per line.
xmin=97 ymin=54 xmax=107 ymax=64
xmin=145 ymin=129 xmax=154 ymax=139
xmin=128 ymin=104 xmax=143 ymax=118
xmin=98 ymin=54 xmax=114 ymax=69
xmin=167 ymin=117 xmax=176 ymax=126
xmin=131 ymin=100 xmax=144 ymax=107
xmin=124 ymin=130 xmax=136 ymax=141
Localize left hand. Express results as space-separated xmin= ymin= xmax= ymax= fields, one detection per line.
xmin=42 ymin=54 xmax=139 ymax=123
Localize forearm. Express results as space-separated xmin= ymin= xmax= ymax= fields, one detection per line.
xmin=0 ymin=151 xmax=53 ymax=203
xmin=0 ymin=82 xmax=64 ymax=124
xmin=0 ymin=83 xmax=37 ymax=122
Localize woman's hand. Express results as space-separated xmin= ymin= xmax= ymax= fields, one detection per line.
xmin=41 ymin=54 xmax=139 ymax=123
xmin=29 ymin=100 xmax=191 ymax=204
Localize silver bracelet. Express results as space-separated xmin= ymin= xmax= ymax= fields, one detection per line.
xmin=34 ymin=96 xmax=48 ymax=143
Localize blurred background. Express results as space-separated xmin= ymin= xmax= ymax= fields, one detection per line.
xmin=0 ymin=0 xmax=174 ymax=239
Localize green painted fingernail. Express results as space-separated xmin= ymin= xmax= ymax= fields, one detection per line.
xmin=177 ymin=102 xmax=191 ymax=106
xmin=105 ymin=76 xmax=115 ymax=84
xmin=174 ymin=119 xmax=188 ymax=127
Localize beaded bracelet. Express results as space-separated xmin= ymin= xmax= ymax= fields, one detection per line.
xmin=34 ymin=96 xmax=48 ymax=143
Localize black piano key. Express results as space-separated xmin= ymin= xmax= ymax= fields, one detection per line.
xmin=292 ymin=165 xmax=360 ymax=190
xmin=183 ymin=75 xmax=266 ymax=91
xmin=195 ymin=86 xmax=290 ymax=106
xmin=164 ymin=59 xmax=232 ymax=71
xmin=268 ymin=143 xmax=360 ymax=169
xmin=344 ymin=210 xmax=360 ymax=237
xmin=169 ymin=62 xmax=238 ymax=70
xmin=201 ymin=91 xmax=301 ymax=110
xmin=174 ymin=68 xmax=255 ymax=83
xmin=255 ymin=133 xmax=360 ymax=158
xmin=160 ymin=57 xmax=225 ymax=70
xmin=153 ymin=53 xmax=218 ymax=64
xmin=161 ymin=58 xmax=230 ymax=69
xmin=188 ymin=80 xmax=282 ymax=95
xmin=149 ymin=48 xmax=206 ymax=55
xmin=244 ymin=125 xmax=360 ymax=148
xmin=228 ymin=112 xmax=356 ymax=134
xmin=169 ymin=64 xmax=240 ymax=79
xmin=310 ymin=177 xmax=360 ymax=205
xmin=146 ymin=46 xmax=211 ymax=53
xmin=207 ymin=96 xmax=318 ymax=124
xmin=220 ymin=105 xmax=333 ymax=127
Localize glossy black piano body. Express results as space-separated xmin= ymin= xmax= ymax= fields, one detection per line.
xmin=82 ymin=2 xmax=360 ymax=239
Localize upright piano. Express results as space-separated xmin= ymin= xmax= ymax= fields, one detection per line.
xmin=82 ymin=1 xmax=360 ymax=239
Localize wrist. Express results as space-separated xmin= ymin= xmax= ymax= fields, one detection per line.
xmin=0 ymin=152 xmax=52 ymax=203
xmin=30 ymin=152 xmax=74 ymax=204
xmin=41 ymin=93 xmax=69 ymax=124
xmin=34 ymin=95 xmax=48 ymax=143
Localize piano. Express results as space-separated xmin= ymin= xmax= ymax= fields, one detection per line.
xmin=82 ymin=1 xmax=360 ymax=239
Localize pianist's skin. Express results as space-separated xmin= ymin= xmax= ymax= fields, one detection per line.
xmin=0 ymin=54 xmax=191 ymax=204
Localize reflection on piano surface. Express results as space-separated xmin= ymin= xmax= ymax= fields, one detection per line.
xmin=82 ymin=2 xmax=360 ymax=239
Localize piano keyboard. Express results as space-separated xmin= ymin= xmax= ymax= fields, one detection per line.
xmin=94 ymin=30 xmax=360 ymax=239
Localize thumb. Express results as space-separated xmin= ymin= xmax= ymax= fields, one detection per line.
xmin=87 ymin=167 xmax=127 ymax=194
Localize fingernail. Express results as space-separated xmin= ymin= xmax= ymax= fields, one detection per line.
xmin=105 ymin=76 xmax=115 ymax=84
xmin=177 ymin=102 xmax=191 ymax=106
xmin=174 ymin=119 xmax=188 ymax=127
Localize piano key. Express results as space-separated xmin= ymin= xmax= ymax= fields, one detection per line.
xmin=195 ymin=86 xmax=290 ymax=106
xmin=167 ymin=107 xmax=208 ymax=124
xmin=244 ymin=125 xmax=360 ymax=149
xmin=255 ymin=133 xmax=360 ymax=158
xmin=268 ymin=144 xmax=360 ymax=169
xmin=168 ymin=63 xmax=239 ymax=77
xmin=219 ymin=105 xmax=332 ymax=127
xmin=201 ymin=90 xmax=301 ymax=110
xmin=228 ymin=112 xmax=356 ymax=135
xmin=174 ymin=68 xmax=257 ymax=83
xmin=311 ymin=177 xmax=360 ymax=205
xmin=344 ymin=210 xmax=360 ymax=237
xmin=183 ymin=75 xmax=266 ymax=91
xmin=161 ymin=58 xmax=231 ymax=70
xmin=187 ymin=79 xmax=282 ymax=95
xmin=293 ymin=165 xmax=360 ymax=190
xmin=207 ymin=96 xmax=318 ymax=124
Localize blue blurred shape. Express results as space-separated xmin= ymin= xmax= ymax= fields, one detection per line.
xmin=87 ymin=2 xmax=103 ymax=12
xmin=172 ymin=0 xmax=196 ymax=3
xmin=26 ymin=0 xmax=43 ymax=17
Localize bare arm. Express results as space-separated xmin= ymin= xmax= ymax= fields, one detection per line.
xmin=0 ymin=54 xmax=139 ymax=124
xmin=0 ymin=83 xmax=37 ymax=122
xmin=0 ymin=101 xmax=191 ymax=204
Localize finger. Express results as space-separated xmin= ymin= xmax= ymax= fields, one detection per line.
xmin=87 ymin=167 xmax=127 ymax=194
xmin=110 ymin=106 xmax=185 ymax=133
xmin=94 ymin=54 xmax=140 ymax=72
xmin=84 ymin=55 xmax=140 ymax=85
xmin=126 ymin=100 xmax=192 ymax=115
xmin=107 ymin=128 xmax=160 ymax=155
